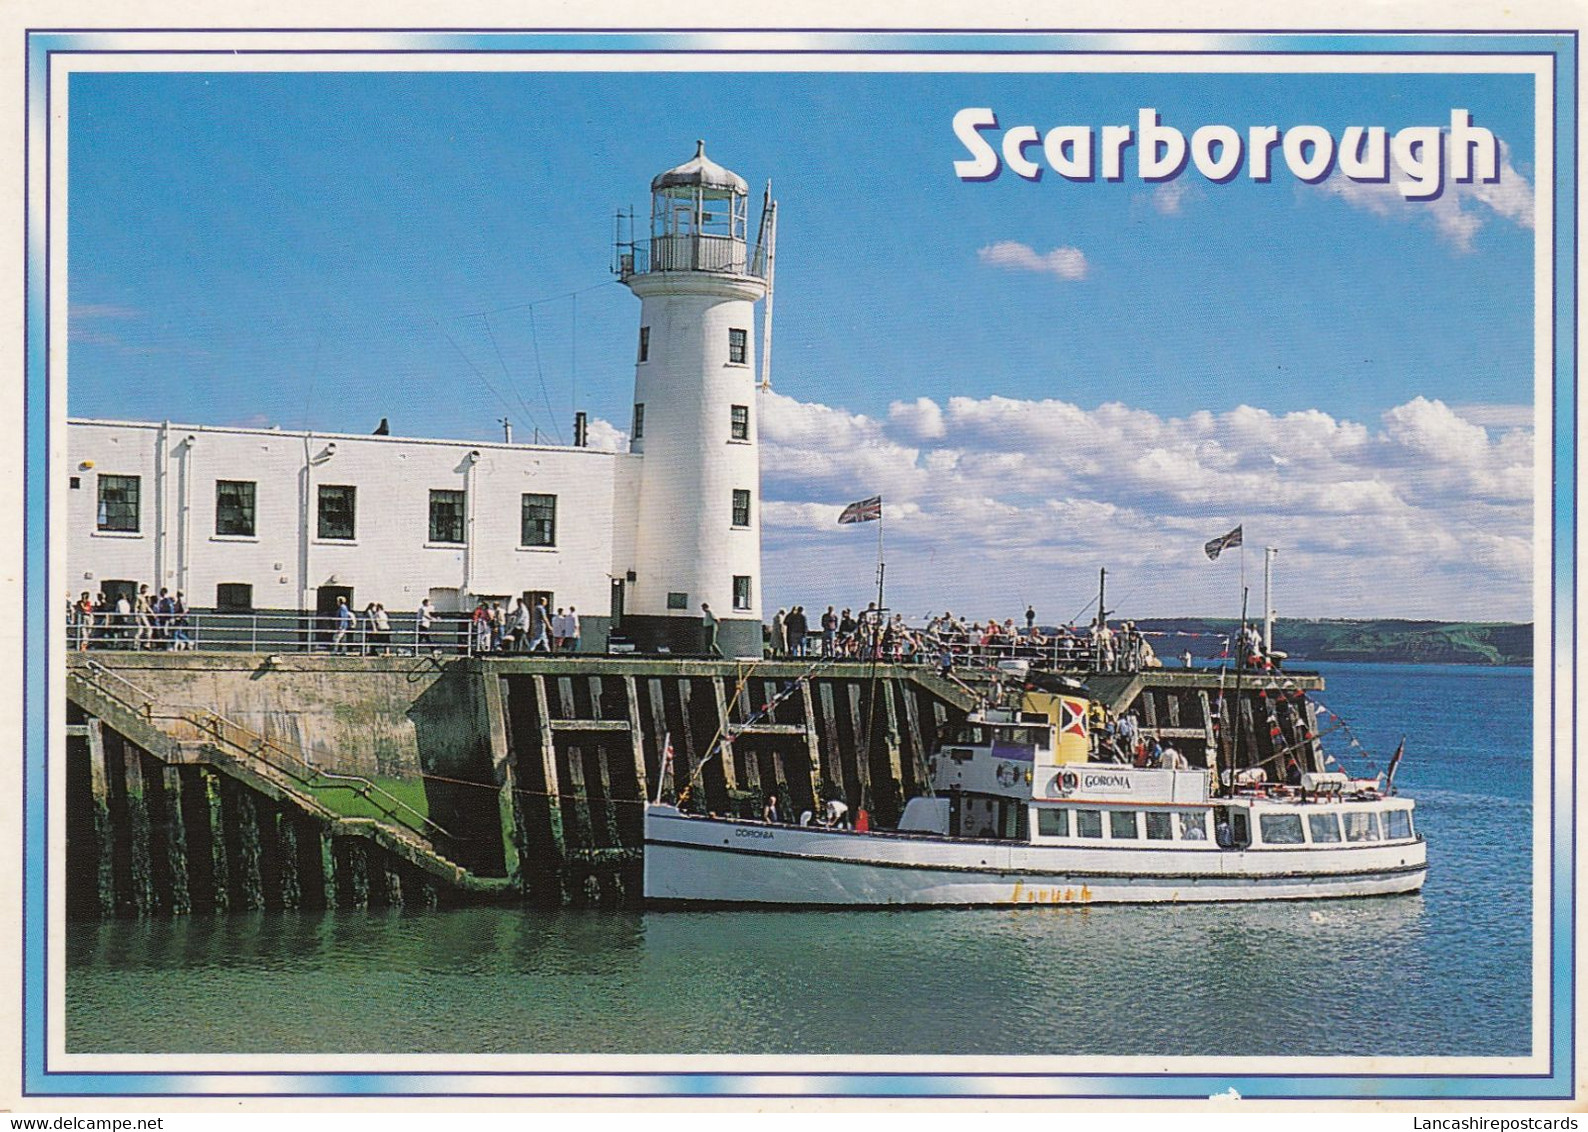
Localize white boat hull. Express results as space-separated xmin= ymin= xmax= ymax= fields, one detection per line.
xmin=644 ymin=807 xmax=1428 ymax=906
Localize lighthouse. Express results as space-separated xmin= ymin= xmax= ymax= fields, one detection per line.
xmin=619 ymin=142 xmax=773 ymax=657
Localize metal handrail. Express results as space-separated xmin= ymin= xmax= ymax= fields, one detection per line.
xmin=73 ymin=660 xmax=452 ymax=842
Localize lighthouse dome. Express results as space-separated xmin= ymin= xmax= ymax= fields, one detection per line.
xmin=651 ymin=140 xmax=749 ymax=195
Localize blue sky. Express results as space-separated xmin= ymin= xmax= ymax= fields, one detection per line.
xmin=67 ymin=67 xmax=1539 ymax=621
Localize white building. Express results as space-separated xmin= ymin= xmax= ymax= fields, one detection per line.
xmin=66 ymin=144 xmax=773 ymax=657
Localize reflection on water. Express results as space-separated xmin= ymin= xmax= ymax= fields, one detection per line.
xmin=66 ymin=663 xmax=1533 ymax=1057
xmin=66 ymin=888 xmax=1520 ymax=1057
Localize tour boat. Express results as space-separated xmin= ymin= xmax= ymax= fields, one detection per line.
xmin=643 ymin=695 xmax=1426 ymax=906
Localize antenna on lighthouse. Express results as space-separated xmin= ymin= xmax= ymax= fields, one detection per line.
xmin=757 ymin=181 xmax=778 ymax=392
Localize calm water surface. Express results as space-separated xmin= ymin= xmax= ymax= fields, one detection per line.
xmin=65 ymin=662 xmax=1533 ymax=1056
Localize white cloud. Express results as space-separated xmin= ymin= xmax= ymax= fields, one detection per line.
xmin=756 ymin=389 xmax=1534 ymax=622
xmin=1316 ymin=137 xmax=1534 ymax=252
xmin=1452 ymin=402 xmax=1535 ymax=430
xmin=977 ymin=241 xmax=1089 ymax=281
xmin=1152 ymin=180 xmax=1192 ymax=216
xmin=581 ymin=416 xmax=628 ymax=453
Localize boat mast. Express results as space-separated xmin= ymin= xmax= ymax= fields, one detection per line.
xmin=1263 ymin=546 xmax=1278 ymax=654
xmin=1223 ymin=585 xmax=1251 ymax=796
xmin=1093 ymin=567 xmax=1107 ymax=670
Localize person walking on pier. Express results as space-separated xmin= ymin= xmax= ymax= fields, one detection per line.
xmin=528 ymin=597 xmax=552 ymax=653
xmin=565 ymin=607 xmax=581 ymax=654
xmin=771 ymin=609 xmax=787 ymax=657
xmin=332 ymin=596 xmax=354 ymax=654
xmin=821 ymin=606 xmax=837 ymax=657
xmin=701 ymin=603 xmax=722 ymax=657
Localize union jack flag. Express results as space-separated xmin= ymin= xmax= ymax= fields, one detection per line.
xmin=838 ymin=495 xmax=882 ymax=524
xmin=1204 ymin=524 xmax=1243 ymax=560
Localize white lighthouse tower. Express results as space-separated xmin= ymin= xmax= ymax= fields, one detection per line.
xmin=619 ymin=142 xmax=773 ymax=657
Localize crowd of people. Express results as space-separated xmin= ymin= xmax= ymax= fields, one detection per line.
xmin=762 ymin=603 xmax=1164 ymax=675
xmin=68 ymin=585 xmax=193 ymax=651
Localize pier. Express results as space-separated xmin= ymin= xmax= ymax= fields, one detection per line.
xmin=64 ymin=652 xmax=1324 ymax=917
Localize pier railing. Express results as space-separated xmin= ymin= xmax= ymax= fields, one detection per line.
xmin=65 ymin=610 xmax=546 ymax=658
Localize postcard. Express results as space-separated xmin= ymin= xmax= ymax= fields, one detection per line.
xmin=4 ymin=2 xmax=1580 ymax=1117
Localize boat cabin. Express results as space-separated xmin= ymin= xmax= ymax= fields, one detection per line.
xmin=897 ymin=706 xmax=1419 ymax=851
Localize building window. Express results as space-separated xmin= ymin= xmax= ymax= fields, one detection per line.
xmin=216 ymin=583 xmax=253 ymax=611
xmin=215 ymin=480 xmax=257 ymax=537
xmin=730 ymin=404 xmax=749 ymax=441
xmin=521 ymin=493 xmax=557 ymax=547
xmin=666 ymin=592 xmax=688 ymax=610
xmin=632 ymin=403 xmax=645 ymax=440
xmin=70 ymin=476 xmax=81 ymax=489
xmin=318 ymin=484 xmax=356 ymax=540
xmin=429 ymin=489 xmax=466 ymax=544
xmin=731 ymin=488 xmax=751 ymax=528
xmin=728 ymin=327 xmax=748 ymax=365
xmin=638 ymin=326 xmax=650 ymax=362
xmin=96 ymin=475 xmax=140 ymax=532
xmin=732 ymin=575 xmax=752 ymax=611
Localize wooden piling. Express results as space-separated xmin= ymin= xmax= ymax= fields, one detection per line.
xmin=84 ymin=719 xmax=117 ymax=918
xmin=159 ymin=765 xmax=192 ymax=915
xmin=120 ymin=739 xmax=155 ymax=916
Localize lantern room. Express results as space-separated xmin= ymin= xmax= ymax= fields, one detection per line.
xmin=646 ymin=140 xmax=755 ymax=276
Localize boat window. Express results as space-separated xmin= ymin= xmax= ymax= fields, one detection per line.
xmin=1343 ymin=811 xmax=1382 ymax=842
xmin=996 ymin=726 xmax=1045 ymax=748
xmin=1037 ymin=808 xmax=1070 ymax=838
xmin=945 ymin=724 xmax=987 ymax=746
xmin=1075 ymin=810 xmax=1103 ymax=838
xmin=1308 ymin=813 xmax=1342 ymax=843
xmin=1109 ymin=810 xmax=1139 ymax=839
xmin=1144 ymin=811 xmax=1173 ymax=840
xmin=1178 ymin=812 xmax=1209 ymax=841
xmin=1384 ymin=809 xmax=1413 ymax=840
xmin=1258 ymin=813 xmax=1305 ymax=845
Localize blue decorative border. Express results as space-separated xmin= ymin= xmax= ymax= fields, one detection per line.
xmin=22 ymin=28 xmax=1578 ymax=1101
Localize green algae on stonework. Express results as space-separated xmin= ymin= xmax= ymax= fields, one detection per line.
xmin=304 ymin=776 xmax=431 ymax=829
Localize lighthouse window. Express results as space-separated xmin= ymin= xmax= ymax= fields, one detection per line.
xmin=521 ymin=493 xmax=557 ymax=548
xmin=317 ymin=484 xmax=357 ymax=540
xmin=728 ymin=327 xmax=748 ymax=365
xmin=1307 ymin=813 xmax=1342 ymax=843
xmin=730 ymin=404 xmax=749 ymax=440
xmin=1343 ymin=811 xmax=1381 ymax=842
xmin=638 ymin=326 xmax=650 ymax=362
xmin=666 ymin=592 xmax=688 ymax=610
xmin=428 ymin=489 xmax=466 ymax=544
xmin=732 ymin=489 xmax=752 ymax=528
xmin=732 ymin=575 xmax=752 ymax=611
xmin=1258 ymin=813 xmax=1305 ymax=845
xmin=1074 ymin=810 xmax=1103 ymax=838
xmin=215 ymin=480 xmax=256 ymax=537
xmin=96 ymin=474 xmax=140 ymax=532
xmin=632 ymin=403 xmax=645 ymax=440
xmin=1108 ymin=810 xmax=1139 ymax=839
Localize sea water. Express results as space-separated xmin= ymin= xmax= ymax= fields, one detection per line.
xmin=63 ymin=662 xmax=1534 ymax=1056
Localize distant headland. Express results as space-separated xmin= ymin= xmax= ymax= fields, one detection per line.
xmin=1136 ymin=618 xmax=1532 ymax=667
